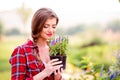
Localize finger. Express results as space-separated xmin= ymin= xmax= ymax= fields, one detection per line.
xmin=57 ymin=68 xmax=61 ymax=74
xmin=61 ymin=68 xmax=64 ymax=73
xmin=51 ymin=61 xmax=62 ymax=66
xmin=54 ymin=65 xmax=63 ymax=70
xmin=49 ymin=59 xmax=59 ymax=63
xmin=54 ymin=71 xmax=57 ymax=75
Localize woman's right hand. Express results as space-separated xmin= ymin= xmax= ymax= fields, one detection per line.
xmin=33 ymin=59 xmax=63 ymax=80
xmin=43 ymin=59 xmax=63 ymax=77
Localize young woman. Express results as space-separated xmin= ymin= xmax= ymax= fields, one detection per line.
xmin=9 ymin=8 xmax=63 ymax=80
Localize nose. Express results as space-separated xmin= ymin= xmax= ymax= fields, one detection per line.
xmin=48 ymin=27 xmax=53 ymax=32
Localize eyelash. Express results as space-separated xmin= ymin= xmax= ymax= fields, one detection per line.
xmin=43 ymin=26 xmax=56 ymax=29
xmin=52 ymin=26 xmax=56 ymax=29
xmin=44 ymin=26 xmax=48 ymax=28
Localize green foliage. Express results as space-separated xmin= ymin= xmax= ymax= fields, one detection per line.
xmin=49 ymin=36 xmax=69 ymax=56
xmin=0 ymin=36 xmax=26 ymax=80
xmin=68 ymin=44 xmax=110 ymax=68
xmin=106 ymin=19 xmax=120 ymax=32
xmin=93 ymin=49 xmax=120 ymax=80
xmin=0 ymin=18 xmax=4 ymax=39
xmin=80 ymin=37 xmax=105 ymax=49
xmin=5 ymin=28 xmax=21 ymax=36
xmin=0 ymin=40 xmax=15 ymax=80
xmin=79 ymin=56 xmax=92 ymax=69
xmin=65 ymin=24 xmax=85 ymax=35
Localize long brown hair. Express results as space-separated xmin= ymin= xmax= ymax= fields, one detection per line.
xmin=31 ymin=8 xmax=59 ymax=43
xmin=31 ymin=8 xmax=59 ymax=63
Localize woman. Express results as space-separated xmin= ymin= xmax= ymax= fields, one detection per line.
xmin=9 ymin=8 xmax=63 ymax=80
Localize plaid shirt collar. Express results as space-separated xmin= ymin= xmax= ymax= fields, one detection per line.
xmin=23 ymin=39 xmax=38 ymax=48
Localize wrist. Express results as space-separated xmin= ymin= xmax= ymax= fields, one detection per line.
xmin=33 ymin=70 xmax=48 ymax=80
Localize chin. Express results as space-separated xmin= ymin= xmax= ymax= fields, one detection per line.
xmin=45 ymin=37 xmax=51 ymax=40
xmin=45 ymin=35 xmax=53 ymax=40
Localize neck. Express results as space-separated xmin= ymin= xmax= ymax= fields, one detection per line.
xmin=37 ymin=37 xmax=48 ymax=47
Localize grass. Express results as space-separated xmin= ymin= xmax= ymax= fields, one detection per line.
xmin=0 ymin=36 xmax=26 ymax=80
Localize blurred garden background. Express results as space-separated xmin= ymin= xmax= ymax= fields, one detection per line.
xmin=0 ymin=0 xmax=120 ymax=80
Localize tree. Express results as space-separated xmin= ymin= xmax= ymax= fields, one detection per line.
xmin=106 ymin=19 xmax=120 ymax=32
xmin=66 ymin=24 xmax=85 ymax=35
xmin=17 ymin=2 xmax=32 ymax=36
xmin=5 ymin=27 xmax=21 ymax=36
xmin=0 ymin=19 xmax=4 ymax=40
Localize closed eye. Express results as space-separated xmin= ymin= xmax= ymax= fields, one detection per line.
xmin=52 ymin=25 xmax=57 ymax=29
xmin=52 ymin=26 xmax=56 ymax=29
xmin=43 ymin=26 xmax=48 ymax=28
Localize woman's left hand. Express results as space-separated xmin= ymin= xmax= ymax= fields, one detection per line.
xmin=54 ymin=68 xmax=63 ymax=75
xmin=54 ymin=68 xmax=63 ymax=80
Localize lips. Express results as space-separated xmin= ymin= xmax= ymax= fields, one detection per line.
xmin=47 ymin=34 xmax=52 ymax=37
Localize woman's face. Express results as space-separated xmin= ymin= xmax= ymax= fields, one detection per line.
xmin=40 ymin=17 xmax=57 ymax=40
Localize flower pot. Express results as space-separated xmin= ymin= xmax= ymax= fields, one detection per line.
xmin=50 ymin=55 xmax=66 ymax=69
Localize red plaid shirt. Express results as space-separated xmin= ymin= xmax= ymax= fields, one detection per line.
xmin=9 ymin=39 xmax=54 ymax=80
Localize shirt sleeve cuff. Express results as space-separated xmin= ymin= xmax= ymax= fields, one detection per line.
xmin=26 ymin=77 xmax=33 ymax=80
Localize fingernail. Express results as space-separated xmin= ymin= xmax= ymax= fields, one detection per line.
xmin=55 ymin=58 xmax=59 ymax=60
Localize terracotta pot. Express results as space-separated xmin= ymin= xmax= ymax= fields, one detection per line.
xmin=50 ymin=55 xmax=66 ymax=69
